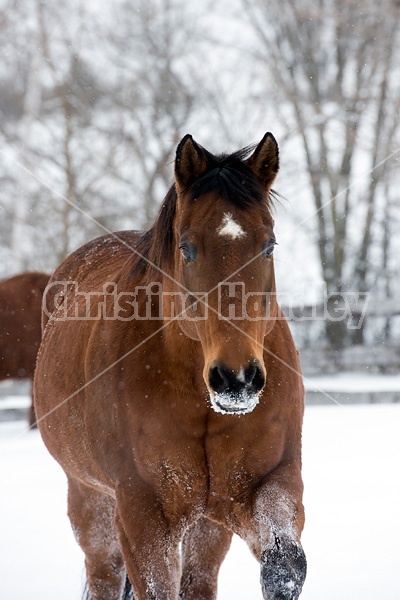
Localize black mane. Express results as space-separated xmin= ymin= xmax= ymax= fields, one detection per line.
xmin=130 ymin=144 xmax=275 ymax=280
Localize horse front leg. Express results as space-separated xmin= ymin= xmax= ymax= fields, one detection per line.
xmin=115 ymin=485 xmax=182 ymax=600
xmin=179 ymin=517 xmax=232 ymax=600
xmin=235 ymin=464 xmax=307 ymax=600
xmin=67 ymin=478 xmax=126 ymax=600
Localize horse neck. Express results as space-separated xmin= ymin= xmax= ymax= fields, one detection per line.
xmin=118 ymin=250 xmax=201 ymax=360
xmin=158 ymin=271 xmax=201 ymax=356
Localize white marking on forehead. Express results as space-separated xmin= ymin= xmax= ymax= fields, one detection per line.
xmin=217 ymin=213 xmax=246 ymax=240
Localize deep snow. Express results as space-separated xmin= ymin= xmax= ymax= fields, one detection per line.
xmin=0 ymin=403 xmax=399 ymax=599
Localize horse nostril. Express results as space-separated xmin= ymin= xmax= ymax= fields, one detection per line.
xmin=245 ymin=364 xmax=257 ymax=385
xmin=244 ymin=363 xmax=265 ymax=393
xmin=209 ymin=362 xmax=265 ymax=395
xmin=254 ymin=367 xmax=265 ymax=393
xmin=209 ymin=365 xmax=230 ymax=394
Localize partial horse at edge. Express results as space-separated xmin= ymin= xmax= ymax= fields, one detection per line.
xmin=0 ymin=271 xmax=49 ymax=427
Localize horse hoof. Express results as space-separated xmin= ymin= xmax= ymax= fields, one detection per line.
xmin=260 ymin=535 xmax=307 ymax=599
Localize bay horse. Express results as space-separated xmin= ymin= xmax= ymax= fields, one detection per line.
xmin=0 ymin=271 xmax=49 ymax=427
xmin=34 ymin=133 xmax=307 ymax=599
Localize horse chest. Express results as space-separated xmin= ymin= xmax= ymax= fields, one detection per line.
xmin=201 ymin=419 xmax=287 ymax=521
xmin=132 ymin=425 xmax=265 ymax=525
xmin=206 ymin=444 xmax=257 ymax=503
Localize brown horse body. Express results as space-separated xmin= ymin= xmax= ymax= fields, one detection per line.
xmin=34 ymin=134 xmax=306 ymax=599
xmin=0 ymin=271 xmax=49 ymax=426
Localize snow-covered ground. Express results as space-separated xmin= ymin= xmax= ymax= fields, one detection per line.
xmin=0 ymin=403 xmax=399 ymax=600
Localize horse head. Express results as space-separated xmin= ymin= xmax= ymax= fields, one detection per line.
xmin=170 ymin=133 xmax=280 ymax=414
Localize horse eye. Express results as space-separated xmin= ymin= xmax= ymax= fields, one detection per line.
xmin=179 ymin=243 xmax=196 ymax=263
xmin=262 ymin=239 xmax=277 ymax=258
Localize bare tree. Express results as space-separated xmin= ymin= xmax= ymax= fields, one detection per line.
xmin=242 ymin=0 xmax=400 ymax=348
xmin=0 ymin=0 xmax=213 ymax=273
xmin=100 ymin=0 xmax=206 ymax=226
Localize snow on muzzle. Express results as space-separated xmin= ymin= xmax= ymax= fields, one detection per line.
xmin=207 ymin=361 xmax=266 ymax=415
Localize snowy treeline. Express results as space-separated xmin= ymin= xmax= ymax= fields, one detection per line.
xmin=1 ymin=0 xmax=399 ymax=349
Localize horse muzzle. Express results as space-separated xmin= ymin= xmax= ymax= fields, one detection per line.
xmin=207 ymin=360 xmax=266 ymax=415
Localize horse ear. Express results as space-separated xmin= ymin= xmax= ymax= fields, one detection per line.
xmin=247 ymin=132 xmax=279 ymax=189
xmin=175 ymin=134 xmax=209 ymax=194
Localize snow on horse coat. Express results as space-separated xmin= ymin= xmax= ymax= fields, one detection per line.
xmin=34 ymin=133 xmax=307 ymax=599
